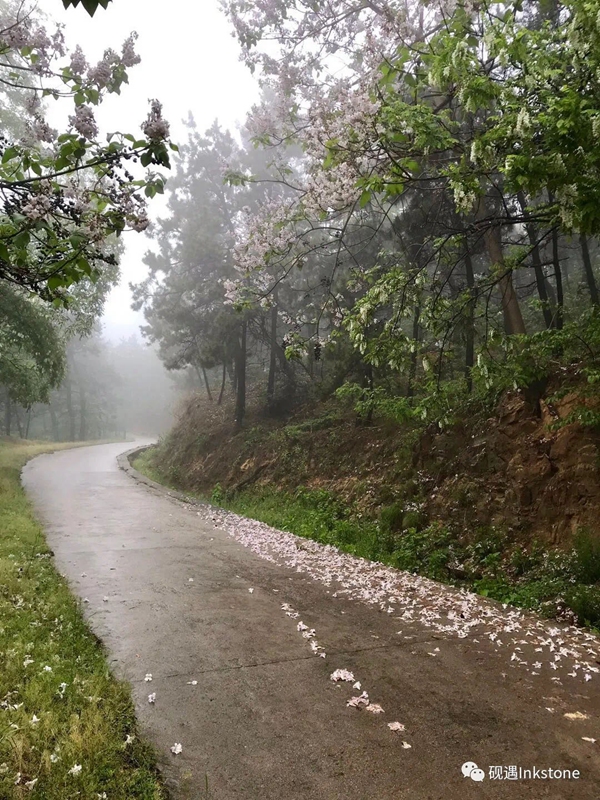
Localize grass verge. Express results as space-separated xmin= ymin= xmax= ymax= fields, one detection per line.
xmin=135 ymin=447 xmax=600 ymax=630
xmin=0 ymin=439 xmax=165 ymax=800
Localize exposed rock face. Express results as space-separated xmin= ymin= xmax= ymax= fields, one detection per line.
xmin=156 ymin=384 xmax=600 ymax=548
xmin=426 ymin=392 xmax=600 ymax=544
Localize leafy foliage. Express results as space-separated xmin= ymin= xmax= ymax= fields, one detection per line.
xmin=0 ymin=7 xmax=173 ymax=303
xmin=0 ymin=286 xmax=65 ymax=406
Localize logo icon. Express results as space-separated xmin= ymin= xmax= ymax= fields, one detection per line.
xmin=462 ymin=762 xmax=485 ymax=782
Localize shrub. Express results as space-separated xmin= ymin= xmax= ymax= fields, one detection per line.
xmin=379 ymin=502 xmax=405 ymax=533
xmin=566 ymin=586 xmax=600 ymax=628
xmin=573 ymin=529 xmax=600 ymax=584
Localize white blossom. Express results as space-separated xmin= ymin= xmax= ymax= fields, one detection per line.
xmin=69 ymin=105 xmax=98 ymax=140
xmin=142 ymin=99 xmax=170 ymax=142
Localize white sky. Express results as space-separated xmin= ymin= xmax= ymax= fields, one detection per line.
xmin=38 ymin=0 xmax=259 ymax=341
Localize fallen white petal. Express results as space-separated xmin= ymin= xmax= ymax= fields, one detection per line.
xmin=330 ymin=669 xmax=355 ymax=683
xmin=388 ymin=721 xmax=405 ymax=731
xmin=347 ymin=692 xmax=369 ymax=708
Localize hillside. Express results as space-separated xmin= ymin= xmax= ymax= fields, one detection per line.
xmin=137 ymin=375 xmax=600 ymax=629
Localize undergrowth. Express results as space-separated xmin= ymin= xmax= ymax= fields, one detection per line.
xmin=136 ymin=444 xmax=600 ymax=629
xmin=0 ymin=440 xmax=164 ymax=800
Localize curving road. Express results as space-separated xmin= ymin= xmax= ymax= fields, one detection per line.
xmin=23 ymin=441 xmax=600 ymax=799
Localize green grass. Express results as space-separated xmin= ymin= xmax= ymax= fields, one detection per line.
xmin=0 ymin=439 xmax=165 ymax=800
xmin=131 ymin=449 xmax=169 ymax=487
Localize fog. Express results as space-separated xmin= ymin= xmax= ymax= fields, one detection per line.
xmin=0 ymin=0 xmax=260 ymax=439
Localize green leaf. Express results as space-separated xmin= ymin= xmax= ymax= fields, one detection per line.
xmin=2 ymin=146 xmax=18 ymax=164
xmin=77 ymin=257 xmax=92 ymax=276
xmin=359 ymin=190 xmax=372 ymax=208
xmin=69 ymin=232 xmax=87 ymax=247
xmin=14 ymin=231 xmax=30 ymax=249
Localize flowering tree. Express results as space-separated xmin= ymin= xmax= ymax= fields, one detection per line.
xmin=118 ymin=0 xmax=600 ymax=438
xmin=0 ymin=5 xmax=174 ymax=304
xmin=211 ymin=0 xmax=600 ymax=424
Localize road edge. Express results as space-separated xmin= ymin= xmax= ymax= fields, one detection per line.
xmin=117 ymin=445 xmax=211 ymax=509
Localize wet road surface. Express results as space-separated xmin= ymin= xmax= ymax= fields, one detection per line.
xmin=22 ymin=441 xmax=600 ymax=799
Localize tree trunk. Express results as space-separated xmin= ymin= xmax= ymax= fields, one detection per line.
xmin=517 ymin=192 xmax=554 ymax=329
xmin=65 ymin=378 xmax=76 ymax=441
xmin=580 ymin=234 xmax=599 ymax=306
xmin=484 ymin=225 xmax=527 ymax=335
xmin=79 ymin=383 xmax=87 ymax=441
xmin=234 ymin=320 xmax=247 ymax=431
xmin=49 ymin=404 xmax=59 ymax=441
xmin=464 ymin=246 xmax=476 ymax=393
xmin=4 ymin=393 xmax=11 ymax=436
xmin=407 ymin=306 xmax=421 ymax=400
xmin=196 ymin=366 xmax=213 ymax=402
xmin=365 ymin=363 xmax=374 ymax=424
xmin=25 ymin=408 xmax=32 ymax=439
xmin=217 ymin=362 xmax=227 ymax=405
xmin=267 ymin=290 xmax=278 ymax=405
xmin=14 ymin=407 xmax=23 ymax=438
xmin=551 ymin=227 xmax=564 ymax=330
xmin=202 ymin=367 xmax=213 ymax=402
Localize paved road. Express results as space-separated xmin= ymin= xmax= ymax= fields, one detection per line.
xmin=23 ymin=441 xmax=600 ymax=799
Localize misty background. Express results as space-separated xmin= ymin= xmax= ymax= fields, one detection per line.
xmin=15 ymin=0 xmax=260 ymax=438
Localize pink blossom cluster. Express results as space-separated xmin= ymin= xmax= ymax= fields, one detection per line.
xmin=224 ymin=0 xmax=454 ymax=319
xmin=142 ymin=100 xmax=171 ymax=143
xmin=26 ymin=115 xmax=57 ymax=145
xmin=233 ymin=197 xmax=299 ymax=275
xmin=0 ymin=15 xmax=65 ymax=75
xmin=22 ymin=193 xmax=52 ymax=221
xmin=69 ymin=105 xmax=98 ymax=140
xmin=69 ymin=35 xmax=140 ymax=83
